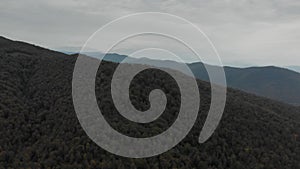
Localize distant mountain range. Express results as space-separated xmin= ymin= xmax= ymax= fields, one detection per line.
xmin=286 ymin=66 xmax=300 ymax=73
xmin=189 ymin=63 xmax=300 ymax=106
xmin=59 ymin=50 xmax=300 ymax=105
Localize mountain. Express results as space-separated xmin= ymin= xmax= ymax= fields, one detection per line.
xmin=189 ymin=63 xmax=300 ymax=105
xmin=224 ymin=66 xmax=300 ymax=105
xmin=66 ymin=51 xmax=300 ymax=105
xmin=55 ymin=46 xmax=100 ymax=55
xmin=117 ymin=57 xmax=300 ymax=106
xmin=58 ymin=48 xmax=128 ymax=63
xmin=286 ymin=66 xmax=300 ymax=73
xmin=0 ymin=36 xmax=299 ymax=168
xmin=61 ymin=48 xmax=300 ymax=105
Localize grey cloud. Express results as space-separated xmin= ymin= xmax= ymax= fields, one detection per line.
xmin=1 ymin=0 xmax=299 ymax=66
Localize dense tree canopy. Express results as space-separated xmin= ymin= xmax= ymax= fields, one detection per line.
xmin=0 ymin=37 xmax=299 ymax=168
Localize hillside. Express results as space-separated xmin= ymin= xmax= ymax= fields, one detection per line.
xmin=224 ymin=66 xmax=300 ymax=105
xmin=75 ymin=53 xmax=300 ymax=105
xmin=286 ymin=66 xmax=300 ymax=73
xmin=0 ymin=36 xmax=299 ymax=169
xmin=60 ymin=49 xmax=300 ymax=107
xmin=189 ymin=62 xmax=300 ymax=105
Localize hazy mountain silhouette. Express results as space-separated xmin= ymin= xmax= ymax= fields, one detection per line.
xmin=64 ymin=51 xmax=300 ymax=105
xmin=189 ymin=63 xmax=300 ymax=105
xmin=286 ymin=65 xmax=300 ymax=73
xmin=0 ymin=36 xmax=299 ymax=168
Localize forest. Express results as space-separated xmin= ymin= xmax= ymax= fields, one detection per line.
xmin=0 ymin=36 xmax=299 ymax=168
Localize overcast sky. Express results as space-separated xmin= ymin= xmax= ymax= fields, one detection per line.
xmin=1 ymin=0 xmax=300 ymax=67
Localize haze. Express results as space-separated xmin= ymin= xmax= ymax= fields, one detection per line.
xmin=1 ymin=0 xmax=300 ymax=67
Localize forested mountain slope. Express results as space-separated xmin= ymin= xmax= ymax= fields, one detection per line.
xmin=62 ymin=51 xmax=300 ymax=105
xmin=0 ymin=36 xmax=299 ymax=169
